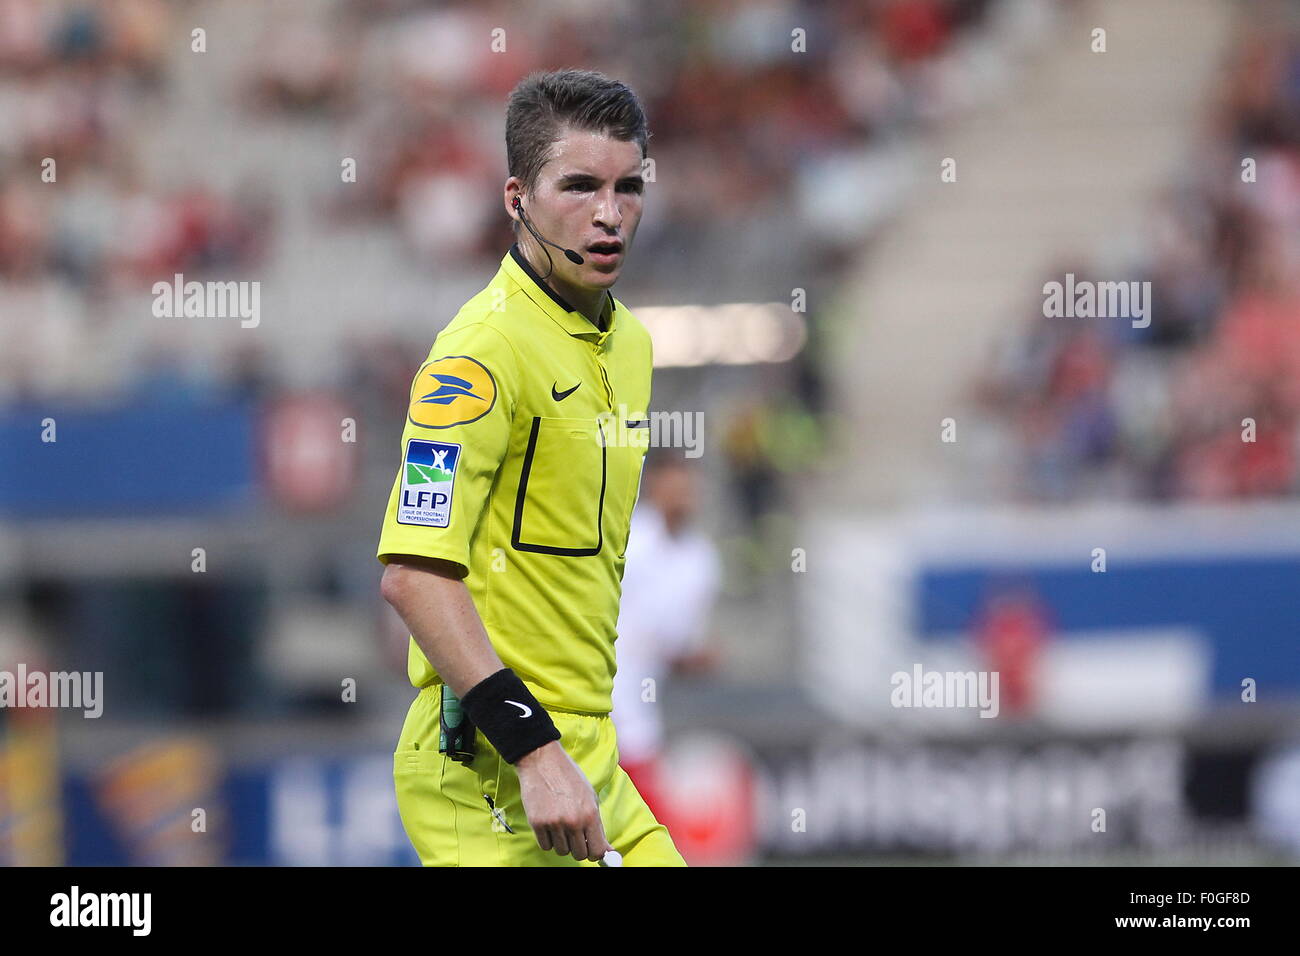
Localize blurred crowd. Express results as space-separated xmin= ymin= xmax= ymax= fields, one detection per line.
xmin=0 ymin=0 xmax=268 ymax=400
xmin=0 ymin=0 xmax=1027 ymax=407
xmin=0 ymin=0 xmax=267 ymax=291
xmin=300 ymin=0 xmax=1012 ymax=264
xmin=978 ymin=17 xmax=1300 ymax=501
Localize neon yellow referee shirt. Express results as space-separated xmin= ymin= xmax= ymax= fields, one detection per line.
xmin=376 ymin=244 xmax=653 ymax=715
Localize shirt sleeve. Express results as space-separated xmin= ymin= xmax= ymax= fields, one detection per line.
xmin=376 ymin=322 xmax=517 ymax=574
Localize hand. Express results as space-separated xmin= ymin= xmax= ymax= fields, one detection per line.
xmin=516 ymin=740 xmax=612 ymax=862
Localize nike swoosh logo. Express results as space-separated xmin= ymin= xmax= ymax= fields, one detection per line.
xmin=551 ymin=382 xmax=581 ymax=401
xmin=505 ymin=700 xmax=532 ymax=718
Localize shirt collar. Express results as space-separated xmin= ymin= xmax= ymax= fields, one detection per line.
xmin=504 ymin=243 xmax=616 ymax=340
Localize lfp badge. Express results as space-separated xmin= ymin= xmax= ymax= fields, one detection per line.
xmin=398 ymin=439 xmax=460 ymax=528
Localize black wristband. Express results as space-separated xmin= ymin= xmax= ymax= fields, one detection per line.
xmin=459 ymin=668 xmax=561 ymax=764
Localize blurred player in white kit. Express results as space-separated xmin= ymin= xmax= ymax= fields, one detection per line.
xmin=611 ymin=454 xmax=722 ymax=823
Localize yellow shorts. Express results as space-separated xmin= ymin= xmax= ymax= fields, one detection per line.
xmin=393 ymin=684 xmax=686 ymax=867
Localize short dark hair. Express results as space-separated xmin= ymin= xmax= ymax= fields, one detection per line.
xmin=505 ymin=69 xmax=650 ymax=202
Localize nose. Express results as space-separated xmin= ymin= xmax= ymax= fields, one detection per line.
xmin=593 ymin=187 xmax=622 ymax=230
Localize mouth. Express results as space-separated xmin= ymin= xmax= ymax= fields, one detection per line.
xmin=585 ymin=240 xmax=623 ymax=265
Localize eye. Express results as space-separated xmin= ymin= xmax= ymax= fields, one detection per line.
xmin=618 ymin=182 xmax=644 ymax=194
xmin=566 ymin=182 xmax=592 ymax=192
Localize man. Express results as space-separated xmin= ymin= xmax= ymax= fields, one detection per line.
xmin=612 ymin=456 xmax=721 ymax=826
xmin=376 ymin=69 xmax=684 ymax=866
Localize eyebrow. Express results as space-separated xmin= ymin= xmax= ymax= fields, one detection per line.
xmin=555 ymin=171 xmax=644 ymax=185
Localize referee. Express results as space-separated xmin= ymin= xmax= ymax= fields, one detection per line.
xmin=376 ymin=69 xmax=685 ymax=866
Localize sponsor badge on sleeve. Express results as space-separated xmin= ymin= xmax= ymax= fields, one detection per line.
xmin=398 ymin=439 xmax=460 ymax=527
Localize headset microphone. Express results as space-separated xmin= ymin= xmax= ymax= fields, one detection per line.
xmin=512 ymin=196 xmax=584 ymax=275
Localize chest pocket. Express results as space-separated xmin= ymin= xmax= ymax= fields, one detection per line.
xmin=512 ymin=416 xmax=607 ymax=555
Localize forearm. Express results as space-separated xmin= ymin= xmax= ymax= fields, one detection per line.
xmin=381 ymin=556 xmax=581 ymax=846
xmin=380 ymin=558 xmax=505 ymax=697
